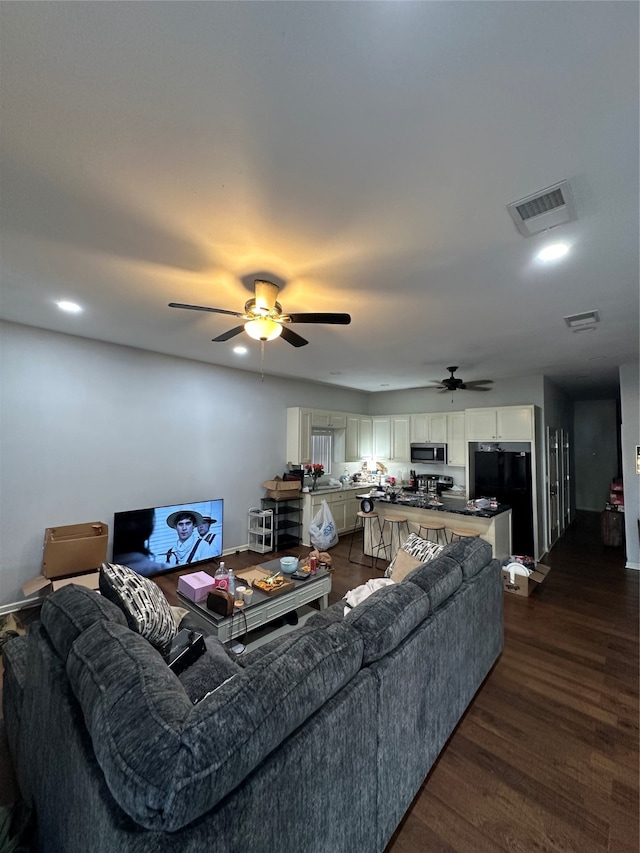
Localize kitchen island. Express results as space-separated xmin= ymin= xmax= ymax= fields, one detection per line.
xmin=360 ymin=494 xmax=512 ymax=563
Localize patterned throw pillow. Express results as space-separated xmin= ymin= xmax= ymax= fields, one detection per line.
xmin=385 ymin=533 xmax=444 ymax=578
xmin=99 ymin=562 xmax=177 ymax=653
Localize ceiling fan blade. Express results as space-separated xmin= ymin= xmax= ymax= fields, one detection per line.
xmin=169 ymin=302 xmax=243 ymax=318
xmin=212 ymin=325 xmax=246 ymax=342
xmin=286 ymin=313 xmax=351 ymax=325
xmin=280 ymin=325 xmax=309 ymax=347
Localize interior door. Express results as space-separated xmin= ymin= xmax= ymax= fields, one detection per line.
xmin=546 ymin=427 xmax=560 ymax=548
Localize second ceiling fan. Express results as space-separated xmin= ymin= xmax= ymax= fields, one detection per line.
xmin=169 ymin=279 xmax=351 ymax=347
xmin=428 ymin=366 xmax=493 ymax=392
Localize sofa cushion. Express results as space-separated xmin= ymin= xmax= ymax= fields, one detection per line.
xmin=385 ymin=534 xmax=443 ymax=578
xmin=406 ymin=555 xmax=463 ymax=610
xmin=41 ymin=583 xmax=127 ymax=661
xmin=442 ymin=537 xmax=493 ymax=579
xmin=66 ymin=618 xmax=363 ymax=831
xmin=99 ymin=562 xmax=177 ymax=653
xmin=178 ymin=636 xmax=242 ymax=702
xmin=345 ymin=580 xmax=430 ymax=664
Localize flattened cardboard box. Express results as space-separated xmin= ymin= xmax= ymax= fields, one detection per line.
xmin=23 ymin=571 xmax=100 ymax=598
xmin=502 ymin=563 xmax=551 ymax=597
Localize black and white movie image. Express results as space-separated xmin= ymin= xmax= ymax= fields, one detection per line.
xmin=112 ymin=499 xmax=223 ymax=576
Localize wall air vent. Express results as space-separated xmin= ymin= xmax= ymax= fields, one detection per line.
xmin=563 ymin=310 xmax=600 ymax=332
xmin=507 ymin=180 xmax=577 ymax=237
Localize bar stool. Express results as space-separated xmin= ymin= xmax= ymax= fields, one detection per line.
xmin=379 ymin=515 xmax=411 ymax=564
xmin=348 ymin=511 xmax=385 ymax=570
xmin=448 ymin=528 xmax=481 ymax=543
xmin=417 ymin=522 xmax=448 ymax=546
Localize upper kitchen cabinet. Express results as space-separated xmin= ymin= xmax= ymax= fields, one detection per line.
xmin=446 ymin=411 xmax=466 ymax=466
xmin=466 ymin=405 xmax=535 ymax=442
xmin=373 ymin=416 xmax=410 ymax=461
xmin=410 ymin=413 xmax=447 ymax=443
xmin=286 ymin=407 xmax=312 ymax=464
xmin=345 ymin=415 xmax=373 ymax=461
xmin=311 ymin=410 xmax=347 ymax=429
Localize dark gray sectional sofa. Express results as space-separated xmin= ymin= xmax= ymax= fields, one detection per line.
xmin=2 ymin=538 xmax=503 ymax=853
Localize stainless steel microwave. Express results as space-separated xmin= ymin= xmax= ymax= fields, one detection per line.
xmin=410 ymin=443 xmax=447 ymax=464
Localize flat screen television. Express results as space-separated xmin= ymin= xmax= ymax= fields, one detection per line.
xmin=112 ymin=499 xmax=223 ymax=577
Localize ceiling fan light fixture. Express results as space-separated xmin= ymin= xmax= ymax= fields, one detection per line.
xmin=244 ymin=317 xmax=283 ymax=342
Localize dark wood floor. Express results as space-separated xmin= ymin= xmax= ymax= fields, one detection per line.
xmin=158 ymin=511 xmax=639 ymax=852
xmin=170 ymin=512 xmax=638 ymax=853
xmin=3 ymin=512 xmax=638 ymax=852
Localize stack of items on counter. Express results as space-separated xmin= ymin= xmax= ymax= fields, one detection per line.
xmin=501 ymin=554 xmax=551 ymax=598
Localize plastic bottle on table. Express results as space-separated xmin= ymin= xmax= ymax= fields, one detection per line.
xmin=227 ymin=567 xmax=236 ymax=597
xmin=214 ymin=561 xmax=229 ymax=591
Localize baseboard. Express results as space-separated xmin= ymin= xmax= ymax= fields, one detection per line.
xmin=0 ymin=598 xmax=42 ymax=617
xmin=625 ymin=561 xmax=640 ymax=571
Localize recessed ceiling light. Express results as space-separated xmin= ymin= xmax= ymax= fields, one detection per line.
xmin=380 ymin=383 xmax=390 ymax=387
xmin=56 ymin=300 xmax=82 ymax=313
xmin=329 ymin=371 xmax=342 ymax=376
xmin=537 ymin=243 xmax=570 ymax=262
xmin=233 ymin=345 xmax=248 ymax=355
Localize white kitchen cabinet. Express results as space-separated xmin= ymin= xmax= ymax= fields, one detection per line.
xmin=359 ymin=417 xmax=373 ymax=458
xmin=391 ymin=415 xmax=410 ymax=461
xmin=447 ymin=411 xmax=466 ymax=466
xmin=428 ymin=414 xmax=447 ymax=443
xmin=311 ymin=410 xmax=347 ymax=429
xmin=466 ymin=405 xmax=534 ymax=441
xmin=373 ymin=417 xmax=391 ymax=459
xmin=345 ymin=415 xmax=360 ymax=462
xmin=286 ymin=407 xmax=312 ymax=464
xmin=410 ymin=413 xmax=447 ymax=443
xmin=345 ymin=415 xmax=373 ymax=461
xmin=373 ymin=415 xmax=410 ymax=461
xmin=301 ymin=487 xmax=360 ymax=545
xmin=410 ymin=414 xmax=428 ymax=443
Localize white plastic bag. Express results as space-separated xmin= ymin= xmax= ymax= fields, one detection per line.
xmin=309 ymin=499 xmax=339 ymax=550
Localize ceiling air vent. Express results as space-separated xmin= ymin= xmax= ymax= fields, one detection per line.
xmin=507 ymin=180 xmax=577 ymax=237
xmin=563 ymin=310 xmax=600 ymax=332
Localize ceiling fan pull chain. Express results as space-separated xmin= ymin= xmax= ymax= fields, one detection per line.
xmin=260 ymin=340 xmax=265 ymax=382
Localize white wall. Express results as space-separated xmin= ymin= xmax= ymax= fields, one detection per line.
xmin=619 ymin=362 xmax=639 ymax=569
xmin=0 ymin=322 xmax=368 ymax=604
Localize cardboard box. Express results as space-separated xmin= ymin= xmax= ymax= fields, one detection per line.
xmin=22 ymin=570 xmax=100 ymax=598
xmin=502 ymin=563 xmax=551 ymax=597
xmin=42 ymin=521 xmax=108 ymax=579
xmin=177 ymin=571 xmax=216 ymax=603
xmin=262 ymin=479 xmax=301 ymax=501
xmin=22 ymin=520 xmax=107 ymax=600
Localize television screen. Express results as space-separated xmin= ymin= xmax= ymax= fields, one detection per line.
xmin=112 ymin=499 xmax=223 ymax=576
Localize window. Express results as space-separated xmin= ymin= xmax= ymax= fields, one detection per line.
xmin=311 ymin=429 xmax=332 ymax=476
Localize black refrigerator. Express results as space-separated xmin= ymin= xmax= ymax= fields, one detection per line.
xmin=474 ymin=451 xmax=534 ymax=556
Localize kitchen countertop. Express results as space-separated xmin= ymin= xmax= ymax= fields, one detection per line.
xmin=358 ymin=493 xmax=511 ymax=519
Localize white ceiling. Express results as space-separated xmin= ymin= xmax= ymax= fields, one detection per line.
xmin=1 ymin=2 xmax=638 ymax=398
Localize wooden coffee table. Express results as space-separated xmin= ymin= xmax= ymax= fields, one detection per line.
xmin=177 ymin=557 xmax=332 ymax=648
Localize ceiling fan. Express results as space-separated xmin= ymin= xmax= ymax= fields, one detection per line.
xmin=169 ymin=279 xmax=351 ymax=347
xmin=428 ymin=366 xmax=493 ymax=392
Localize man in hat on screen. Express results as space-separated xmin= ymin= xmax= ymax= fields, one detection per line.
xmin=165 ymin=509 xmax=216 ymax=566
xmin=197 ymin=515 xmax=217 ymax=546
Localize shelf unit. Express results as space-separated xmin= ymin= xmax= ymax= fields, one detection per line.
xmin=247 ymin=507 xmax=274 ymax=554
xmin=261 ymin=496 xmax=303 ymax=551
